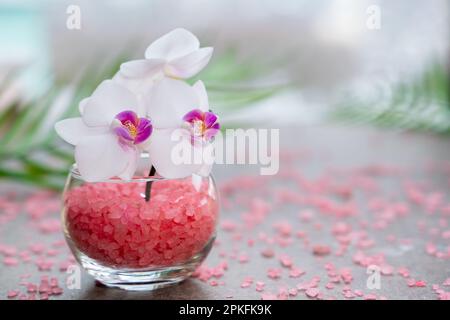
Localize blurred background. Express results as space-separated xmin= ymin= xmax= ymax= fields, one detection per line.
xmin=0 ymin=0 xmax=449 ymax=190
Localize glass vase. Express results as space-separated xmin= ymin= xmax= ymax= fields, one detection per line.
xmin=61 ymin=164 xmax=219 ymax=291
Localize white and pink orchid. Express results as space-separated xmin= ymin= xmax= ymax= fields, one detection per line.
xmin=145 ymin=79 xmax=219 ymax=179
xmin=55 ymin=28 xmax=219 ymax=182
xmin=115 ymin=28 xmax=213 ymax=95
xmin=55 ymin=80 xmax=152 ymax=182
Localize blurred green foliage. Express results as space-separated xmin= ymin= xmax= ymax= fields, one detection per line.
xmin=332 ymin=62 xmax=450 ymax=134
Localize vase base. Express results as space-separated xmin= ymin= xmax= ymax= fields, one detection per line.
xmin=68 ymin=236 xmax=215 ymax=291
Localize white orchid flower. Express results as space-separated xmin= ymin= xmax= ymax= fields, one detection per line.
xmin=54 ymin=80 xmax=153 ymax=182
xmin=145 ymin=78 xmax=220 ymax=179
xmin=114 ymin=28 xmax=213 ymax=95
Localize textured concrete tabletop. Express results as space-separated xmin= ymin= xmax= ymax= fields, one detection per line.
xmin=1 ymin=126 xmax=449 ymax=300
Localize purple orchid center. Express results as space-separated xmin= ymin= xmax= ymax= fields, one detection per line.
xmin=113 ymin=110 xmax=152 ymax=145
xmin=182 ymin=109 xmax=220 ymax=142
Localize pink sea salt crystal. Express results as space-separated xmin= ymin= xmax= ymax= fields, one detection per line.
xmin=305 ymin=288 xmax=319 ymax=298
xmin=415 ymin=280 xmax=427 ymax=287
xmin=267 ymin=268 xmax=282 ymax=279
xmin=261 ymin=293 xmax=278 ymax=300
xmin=312 ymin=245 xmax=331 ymax=256
xmin=397 ymin=267 xmax=410 ymax=278
xmin=288 ymin=288 xmax=298 ymax=296
xmin=7 ymin=290 xmax=19 ymax=298
xmin=279 ymin=254 xmax=293 ymax=268
xmin=65 ymin=179 xmax=218 ymax=268
xmin=289 ymin=267 xmax=305 ymax=278
xmin=221 ymin=220 xmax=237 ymax=232
xmin=209 ymin=280 xmax=219 ymax=287
xmin=261 ymin=248 xmax=274 ymax=258
xmin=273 ymin=221 xmax=292 ymax=237
xmin=238 ymin=254 xmax=249 ymax=263
xmin=255 ymin=281 xmax=265 ymax=292
xmin=52 ymin=287 xmax=63 ymax=295
xmin=3 ymin=257 xmax=19 ymax=266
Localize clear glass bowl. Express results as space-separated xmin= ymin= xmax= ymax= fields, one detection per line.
xmin=61 ymin=164 xmax=219 ymax=291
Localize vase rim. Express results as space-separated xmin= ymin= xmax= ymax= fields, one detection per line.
xmin=69 ymin=164 xmax=208 ymax=183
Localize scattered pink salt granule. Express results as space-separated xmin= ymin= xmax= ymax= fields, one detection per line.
xmin=64 ymin=179 xmax=218 ymax=268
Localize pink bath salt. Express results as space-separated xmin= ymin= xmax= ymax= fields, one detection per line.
xmin=38 ymin=219 xmax=61 ymax=234
xmin=0 ymin=244 xmax=17 ymax=256
xmin=407 ymin=279 xmax=416 ymax=287
xmin=273 ymin=221 xmax=292 ymax=237
xmin=261 ymin=293 xmax=278 ymax=300
xmin=267 ymin=268 xmax=282 ymax=279
xmin=221 ymin=220 xmax=237 ymax=232
xmin=299 ymin=210 xmax=314 ymax=222
xmin=261 ymin=248 xmax=275 ymax=258
xmin=40 ymin=293 xmax=49 ymax=300
xmin=51 ymin=287 xmax=63 ymax=295
xmin=29 ymin=243 xmax=45 ymax=255
xmin=415 ymin=280 xmax=427 ymax=287
xmin=380 ymin=265 xmax=394 ymax=276
xmin=3 ymin=257 xmax=19 ymax=266
xmin=279 ymin=254 xmax=293 ymax=268
xmin=39 ymin=284 xmax=50 ymax=293
xmin=238 ymin=254 xmax=249 ymax=263
xmin=288 ymin=288 xmax=298 ymax=296
xmin=27 ymin=283 xmax=37 ymax=293
xmin=305 ymin=288 xmax=319 ymax=298
xmin=397 ymin=267 xmax=410 ymax=278
xmin=277 ymin=288 xmax=289 ymax=300
xmin=289 ymin=267 xmax=305 ymax=278
xmin=312 ymin=245 xmax=331 ymax=256
xmin=354 ymin=290 xmax=363 ymax=297
xmin=364 ymin=294 xmax=377 ymax=300
xmin=325 ymin=283 xmax=334 ymax=290
xmin=255 ymin=281 xmax=265 ymax=292
xmin=7 ymin=290 xmax=19 ymax=298
xmin=340 ymin=269 xmax=353 ymax=284
xmin=240 ymin=276 xmax=253 ymax=288
xmin=209 ymin=280 xmax=219 ymax=287
xmin=36 ymin=259 xmax=53 ymax=271
xmin=59 ymin=261 xmax=72 ymax=272
xmin=65 ymin=179 xmax=218 ymax=268
xmin=332 ymin=222 xmax=351 ymax=235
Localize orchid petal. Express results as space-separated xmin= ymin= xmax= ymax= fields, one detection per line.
xmin=193 ymin=80 xmax=209 ymax=111
xmin=114 ymin=126 xmax=134 ymax=141
xmin=165 ymin=47 xmax=213 ymax=79
xmin=204 ymin=111 xmax=218 ymax=128
xmin=115 ymin=110 xmax=139 ymax=126
xmin=146 ymin=77 xmax=198 ymax=128
xmin=117 ymin=149 xmax=139 ymax=180
xmin=204 ymin=127 xmax=220 ymax=141
xmin=135 ymin=117 xmax=153 ymax=144
xmin=146 ymin=128 xmax=202 ymax=179
xmin=82 ymin=80 xmax=139 ymax=127
xmin=54 ymin=118 xmax=108 ymax=146
xmin=78 ymin=98 xmax=89 ymax=115
xmin=75 ymin=133 xmax=132 ymax=182
xmin=119 ymin=59 xmax=165 ymax=78
xmin=145 ymin=28 xmax=199 ymax=61
xmin=182 ymin=109 xmax=203 ymax=123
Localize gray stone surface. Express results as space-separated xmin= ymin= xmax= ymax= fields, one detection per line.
xmin=0 ymin=126 xmax=449 ymax=300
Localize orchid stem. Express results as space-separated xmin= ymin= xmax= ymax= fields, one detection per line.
xmin=144 ymin=166 xmax=156 ymax=202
